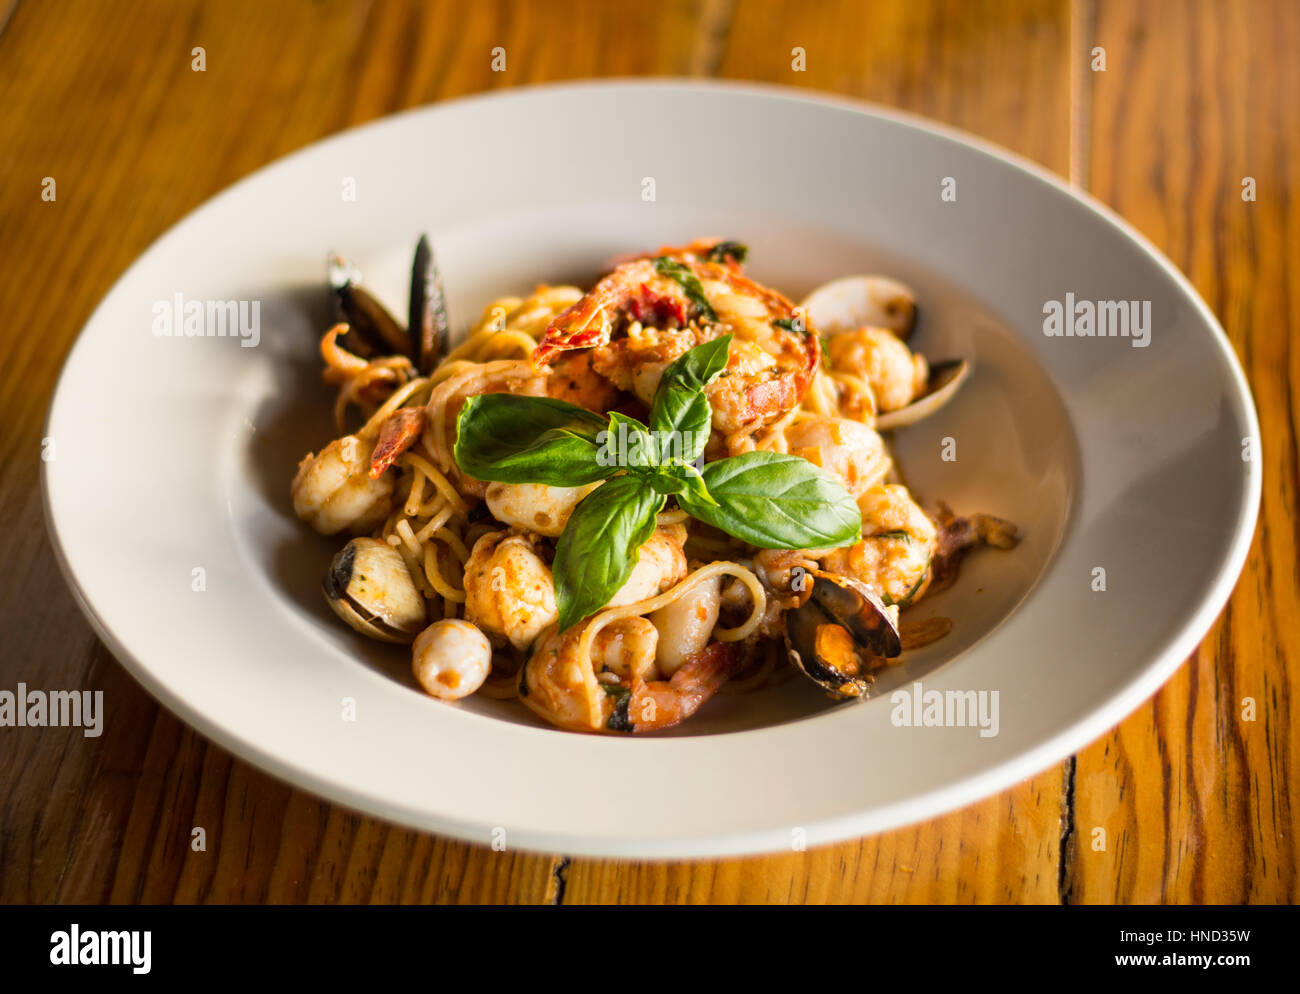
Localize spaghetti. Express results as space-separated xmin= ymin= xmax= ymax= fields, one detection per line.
xmin=290 ymin=240 xmax=1016 ymax=734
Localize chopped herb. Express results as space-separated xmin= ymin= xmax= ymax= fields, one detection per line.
xmin=654 ymin=256 xmax=717 ymax=322
xmin=883 ymin=560 xmax=930 ymax=610
xmin=606 ymin=688 xmax=633 ymax=732
xmin=705 ymin=241 xmax=748 ymax=264
xmin=772 ymin=314 xmax=830 ymax=358
xmin=873 ymin=530 xmax=913 ymax=542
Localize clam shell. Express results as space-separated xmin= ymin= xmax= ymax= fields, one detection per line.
xmin=324 ymin=537 xmax=426 ymax=643
xmin=800 ymin=274 xmax=918 ymax=338
xmin=875 ymin=358 xmax=970 ymax=431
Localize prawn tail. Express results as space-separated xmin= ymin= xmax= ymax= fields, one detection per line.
xmin=367 ymin=407 xmax=425 ymax=479
xmin=629 ymin=641 xmax=737 ymax=733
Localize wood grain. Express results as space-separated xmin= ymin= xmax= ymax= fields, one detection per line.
xmin=0 ymin=0 xmax=1288 ymax=904
xmin=1064 ymin=0 xmax=1300 ymax=904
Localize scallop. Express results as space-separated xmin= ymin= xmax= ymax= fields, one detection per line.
xmin=484 ymin=481 xmax=599 ymax=538
xmin=412 ymin=619 xmax=492 ymax=700
xmin=323 ymin=537 xmax=427 ymax=643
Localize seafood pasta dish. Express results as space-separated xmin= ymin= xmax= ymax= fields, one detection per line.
xmin=291 ymin=237 xmax=1017 ymax=734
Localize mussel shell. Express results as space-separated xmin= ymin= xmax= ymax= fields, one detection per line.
xmin=875 ymin=358 xmax=970 ymax=431
xmin=784 ymin=571 xmax=902 ymax=698
xmin=785 ymin=599 xmax=872 ymax=697
xmin=808 ymin=572 xmax=901 ymax=659
xmin=408 ymin=233 xmax=449 ymax=374
xmin=324 ymin=537 xmax=426 ymax=643
xmin=328 ymin=251 xmax=410 ymax=357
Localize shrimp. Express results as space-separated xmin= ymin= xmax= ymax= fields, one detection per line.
xmin=291 ymin=433 xmax=395 ymax=535
xmin=367 ymin=406 xmax=424 ymax=479
xmin=532 ymin=259 xmax=684 ymax=365
xmin=625 ymin=641 xmax=735 ymax=732
xmin=545 ymin=349 xmax=621 ymax=412
xmin=423 ymin=358 xmax=548 ymax=499
xmin=818 ymin=484 xmax=938 ymax=606
xmin=589 ymin=328 xmax=692 ymax=405
xmin=521 ymin=618 xmax=734 ymax=733
xmin=464 ymin=522 xmax=684 ymax=663
xmin=520 ymin=623 xmax=607 ymax=732
xmin=707 ymin=333 xmax=820 ymax=437
xmin=463 ymin=531 xmax=558 ymax=650
xmin=592 ymin=617 xmax=660 ymax=682
xmin=827 ymin=327 xmax=928 ymax=413
xmin=536 ymin=252 xmax=821 ymax=437
xmin=607 ymin=524 xmax=688 ymax=606
xmin=521 ymin=618 xmax=657 ymax=732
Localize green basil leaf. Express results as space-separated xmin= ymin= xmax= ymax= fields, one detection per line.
xmin=454 ymin=394 xmax=610 ymax=486
xmin=678 ymin=451 xmax=861 ymax=549
xmin=670 ymin=463 xmax=717 ymax=506
xmin=638 ymin=462 xmax=716 ymax=504
xmin=656 ymin=334 xmax=732 ymax=394
xmin=553 ymin=475 xmax=666 ymax=631
xmin=599 ymin=411 xmax=658 ymax=472
xmin=653 ymin=257 xmax=717 ymax=322
xmin=648 ymin=335 xmax=731 ymax=463
xmin=648 ymin=388 xmax=710 ymax=463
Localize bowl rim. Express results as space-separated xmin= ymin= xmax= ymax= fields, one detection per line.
xmin=41 ymin=78 xmax=1262 ymax=858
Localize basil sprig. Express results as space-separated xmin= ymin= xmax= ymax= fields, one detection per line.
xmin=455 ymin=336 xmax=862 ymax=631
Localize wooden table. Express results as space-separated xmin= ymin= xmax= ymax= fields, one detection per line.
xmin=1 ymin=0 xmax=1294 ymax=904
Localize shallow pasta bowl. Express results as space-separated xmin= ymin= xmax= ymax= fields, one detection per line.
xmin=42 ymin=81 xmax=1260 ymax=858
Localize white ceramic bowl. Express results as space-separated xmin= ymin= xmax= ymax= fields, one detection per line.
xmin=43 ymin=81 xmax=1260 ymax=857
